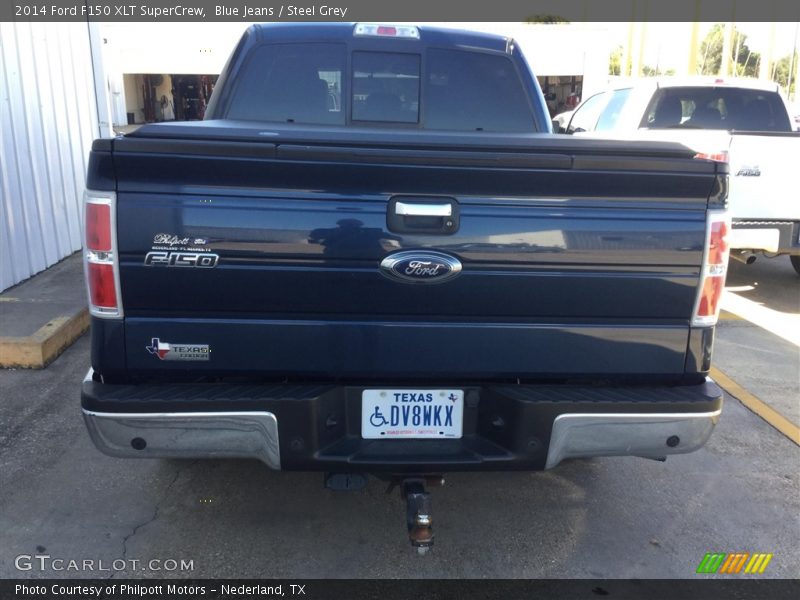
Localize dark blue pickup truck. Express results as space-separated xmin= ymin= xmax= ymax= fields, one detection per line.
xmin=81 ymin=23 xmax=730 ymax=550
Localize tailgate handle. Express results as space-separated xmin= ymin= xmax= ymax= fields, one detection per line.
xmin=387 ymin=197 xmax=460 ymax=235
xmin=394 ymin=202 xmax=452 ymax=217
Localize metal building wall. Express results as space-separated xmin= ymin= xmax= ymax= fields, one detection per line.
xmin=0 ymin=22 xmax=100 ymax=291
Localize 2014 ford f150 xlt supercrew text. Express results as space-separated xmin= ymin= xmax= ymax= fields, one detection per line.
xmin=81 ymin=23 xmax=729 ymax=551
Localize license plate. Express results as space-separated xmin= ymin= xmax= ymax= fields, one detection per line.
xmin=361 ymin=389 xmax=464 ymax=439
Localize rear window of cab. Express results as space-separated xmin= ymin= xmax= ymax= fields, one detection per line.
xmin=641 ymin=86 xmax=792 ymax=132
xmin=226 ymin=43 xmax=535 ymax=132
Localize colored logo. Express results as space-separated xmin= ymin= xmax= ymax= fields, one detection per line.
xmin=696 ymin=552 xmax=773 ymax=574
xmin=146 ymin=338 xmax=210 ymax=361
xmin=146 ymin=337 xmax=171 ymax=360
xmin=380 ymin=250 xmax=462 ymax=284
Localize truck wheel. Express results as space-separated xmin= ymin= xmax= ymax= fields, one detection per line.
xmin=791 ymin=256 xmax=800 ymax=276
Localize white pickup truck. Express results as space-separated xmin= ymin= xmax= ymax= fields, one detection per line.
xmin=558 ymin=77 xmax=800 ymax=274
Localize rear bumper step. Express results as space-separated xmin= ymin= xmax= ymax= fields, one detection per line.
xmin=83 ymin=410 xmax=281 ymax=469
xmin=545 ymin=411 xmax=720 ymax=468
xmin=730 ymin=220 xmax=800 ymax=254
xmin=81 ymin=370 xmax=723 ymax=471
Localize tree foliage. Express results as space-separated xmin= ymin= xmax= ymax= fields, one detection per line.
xmin=609 ymin=45 xmax=623 ymax=76
xmin=772 ymin=53 xmax=798 ymax=96
xmin=698 ymin=24 xmax=761 ymax=77
xmin=642 ymin=65 xmax=676 ymax=77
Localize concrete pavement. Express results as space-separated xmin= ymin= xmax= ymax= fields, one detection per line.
xmin=0 ymin=253 xmax=88 ymax=368
xmin=718 ymin=255 xmax=800 ymax=434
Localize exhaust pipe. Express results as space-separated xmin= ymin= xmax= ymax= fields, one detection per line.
xmin=730 ymin=251 xmax=757 ymax=265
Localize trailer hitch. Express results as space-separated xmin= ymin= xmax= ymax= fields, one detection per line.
xmin=392 ymin=476 xmax=444 ymax=555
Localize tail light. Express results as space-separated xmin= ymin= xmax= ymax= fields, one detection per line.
xmin=354 ymin=23 xmax=420 ymax=39
xmin=692 ymin=210 xmax=730 ymax=327
xmin=83 ymin=190 xmax=123 ymax=318
xmin=694 ymin=150 xmax=729 ymax=164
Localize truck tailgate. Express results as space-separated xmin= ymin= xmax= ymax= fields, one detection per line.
xmin=729 ymin=132 xmax=800 ymax=220
xmin=104 ymin=124 xmax=723 ymax=379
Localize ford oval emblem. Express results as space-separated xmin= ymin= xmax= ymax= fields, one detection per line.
xmin=380 ymin=250 xmax=462 ymax=284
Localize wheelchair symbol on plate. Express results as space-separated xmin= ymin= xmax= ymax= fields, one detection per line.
xmin=369 ymin=406 xmax=389 ymax=427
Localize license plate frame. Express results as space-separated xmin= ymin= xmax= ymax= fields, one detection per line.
xmin=361 ymin=389 xmax=464 ymax=439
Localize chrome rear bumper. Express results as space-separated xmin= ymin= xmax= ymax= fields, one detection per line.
xmin=82 ymin=369 xmax=722 ymax=471
xmin=730 ymin=220 xmax=799 ymax=254
xmin=83 ymin=408 xmax=720 ymax=472
xmin=545 ymin=410 xmax=722 ymax=468
xmin=83 ymin=409 xmax=281 ymax=469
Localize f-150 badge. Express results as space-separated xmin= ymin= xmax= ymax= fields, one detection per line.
xmin=146 ymin=338 xmax=210 ymax=361
xmin=380 ymin=250 xmax=462 ymax=284
xmin=144 ymin=251 xmax=219 ymax=267
xmin=735 ymin=165 xmax=761 ymax=177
